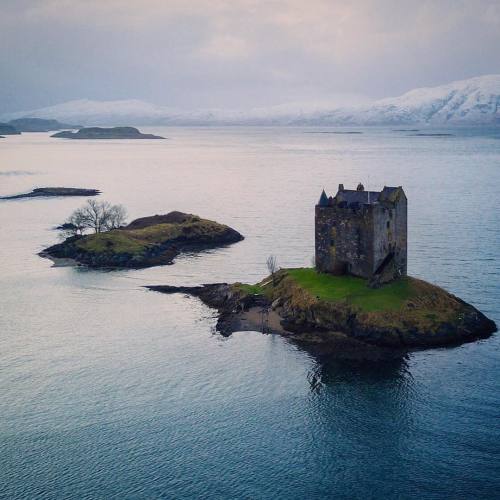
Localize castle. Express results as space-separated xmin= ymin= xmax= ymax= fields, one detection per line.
xmin=315 ymin=183 xmax=407 ymax=285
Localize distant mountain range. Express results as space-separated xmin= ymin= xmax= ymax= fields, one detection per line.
xmin=0 ymin=118 xmax=81 ymax=134
xmin=2 ymin=75 xmax=499 ymax=127
xmin=8 ymin=118 xmax=81 ymax=132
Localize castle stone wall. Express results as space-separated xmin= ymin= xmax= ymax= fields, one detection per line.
xmin=315 ymin=205 xmax=374 ymax=277
xmin=315 ymin=186 xmax=407 ymax=281
xmin=394 ymin=194 xmax=407 ymax=275
xmin=373 ymin=205 xmax=393 ymax=273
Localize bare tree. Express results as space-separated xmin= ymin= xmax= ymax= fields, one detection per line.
xmin=58 ymin=207 xmax=87 ymax=239
xmin=60 ymin=200 xmax=128 ymax=236
xmin=102 ymin=204 xmax=127 ymax=231
xmin=69 ymin=208 xmax=88 ymax=234
xmin=266 ymin=254 xmax=278 ymax=286
xmin=73 ymin=199 xmax=104 ymax=233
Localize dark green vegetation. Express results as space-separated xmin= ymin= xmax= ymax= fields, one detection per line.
xmin=41 ymin=211 xmax=243 ymax=268
xmin=51 ymin=126 xmax=165 ymax=139
xmin=1 ymin=187 xmax=100 ymax=200
xmin=7 ymin=118 xmax=82 ymax=132
xmin=150 ymin=268 xmax=497 ymax=349
xmin=0 ymin=123 xmax=21 ymax=135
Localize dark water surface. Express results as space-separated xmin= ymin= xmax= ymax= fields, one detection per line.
xmin=0 ymin=127 xmax=499 ymax=499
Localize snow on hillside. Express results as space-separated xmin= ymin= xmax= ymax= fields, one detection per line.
xmin=1 ymin=97 xmax=371 ymax=126
xmin=3 ymin=75 xmax=499 ymax=126
xmin=304 ymin=74 xmax=500 ymax=125
xmin=2 ymin=99 xmax=185 ymax=126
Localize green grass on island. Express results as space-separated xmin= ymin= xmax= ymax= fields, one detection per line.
xmin=286 ymin=268 xmax=414 ymax=312
xmin=237 ymin=268 xmax=416 ymax=312
xmin=74 ymin=216 xmax=234 ymax=256
xmin=75 ymin=230 xmax=146 ymax=255
xmin=235 ymin=283 xmax=268 ymax=296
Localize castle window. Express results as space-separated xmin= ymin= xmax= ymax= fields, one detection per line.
xmin=387 ymin=221 xmax=390 ymax=229
xmin=330 ymin=238 xmax=335 ymax=246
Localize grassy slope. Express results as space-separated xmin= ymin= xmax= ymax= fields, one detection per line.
xmin=236 ymin=268 xmax=416 ymax=312
xmin=235 ymin=283 xmax=268 ymax=296
xmin=286 ymin=268 xmax=414 ymax=312
xmin=237 ymin=268 xmax=459 ymax=321
xmin=75 ymin=218 xmax=232 ymax=256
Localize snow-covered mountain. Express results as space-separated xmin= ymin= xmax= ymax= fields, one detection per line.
xmin=299 ymin=74 xmax=500 ymax=126
xmin=3 ymin=75 xmax=499 ymax=126
xmin=0 ymin=98 xmax=367 ymax=126
xmin=2 ymin=99 xmax=188 ymax=126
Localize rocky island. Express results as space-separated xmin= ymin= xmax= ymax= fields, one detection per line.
xmin=40 ymin=211 xmax=243 ymax=268
xmin=51 ymin=126 xmax=165 ymax=139
xmin=1 ymin=187 xmax=100 ymax=200
xmin=147 ymin=268 xmax=496 ymax=350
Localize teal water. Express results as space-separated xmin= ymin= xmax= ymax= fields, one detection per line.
xmin=0 ymin=127 xmax=499 ymax=499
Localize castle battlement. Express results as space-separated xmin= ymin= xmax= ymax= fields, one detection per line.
xmin=315 ymin=183 xmax=407 ymax=285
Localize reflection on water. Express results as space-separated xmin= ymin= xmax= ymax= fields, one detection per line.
xmin=0 ymin=127 xmax=499 ymax=499
xmin=306 ymin=354 xmax=411 ymax=394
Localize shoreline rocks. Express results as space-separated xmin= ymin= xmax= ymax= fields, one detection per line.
xmin=147 ymin=270 xmax=497 ymax=351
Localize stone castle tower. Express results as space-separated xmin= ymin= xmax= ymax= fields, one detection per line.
xmin=315 ymin=183 xmax=407 ymax=285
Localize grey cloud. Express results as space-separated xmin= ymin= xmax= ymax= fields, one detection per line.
xmin=1 ymin=0 xmax=499 ymax=112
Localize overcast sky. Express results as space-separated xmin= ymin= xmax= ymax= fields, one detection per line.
xmin=1 ymin=0 xmax=500 ymax=112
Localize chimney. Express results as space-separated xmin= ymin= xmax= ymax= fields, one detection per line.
xmin=338 ymin=183 xmax=344 ymax=192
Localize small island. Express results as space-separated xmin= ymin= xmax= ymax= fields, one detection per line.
xmin=1 ymin=187 xmax=100 ymax=200
xmin=8 ymin=118 xmax=82 ymax=132
xmin=51 ymin=126 xmax=165 ymax=140
xmin=147 ymin=268 xmax=496 ymax=349
xmin=40 ymin=211 xmax=243 ymax=268
xmin=411 ymin=133 xmax=454 ymax=137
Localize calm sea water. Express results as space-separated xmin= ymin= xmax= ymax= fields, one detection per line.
xmin=0 ymin=127 xmax=499 ymax=499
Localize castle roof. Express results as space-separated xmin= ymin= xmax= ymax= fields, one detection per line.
xmin=318 ymin=189 xmax=329 ymax=206
xmin=336 ymin=190 xmax=381 ymax=205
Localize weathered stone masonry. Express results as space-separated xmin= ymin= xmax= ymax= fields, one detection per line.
xmin=315 ymin=183 xmax=407 ymax=284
